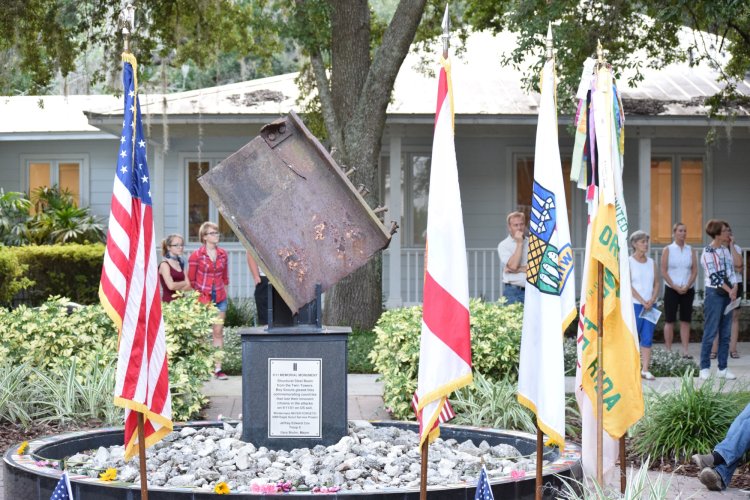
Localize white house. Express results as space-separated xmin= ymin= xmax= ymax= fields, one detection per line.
xmin=2 ymin=31 xmax=749 ymax=305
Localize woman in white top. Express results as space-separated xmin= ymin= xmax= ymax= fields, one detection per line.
xmin=629 ymin=230 xmax=660 ymax=380
xmin=660 ymin=223 xmax=698 ymax=358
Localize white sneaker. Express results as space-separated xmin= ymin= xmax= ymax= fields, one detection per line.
xmin=700 ymin=369 xmax=711 ymax=380
xmin=718 ymin=369 xmax=737 ymax=380
xmin=641 ymin=371 xmax=655 ymax=381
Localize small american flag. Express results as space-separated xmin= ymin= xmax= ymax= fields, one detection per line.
xmin=411 ymin=392 xmax=455 ymax=436
xmin=99 ymin=53 xmax=172 ymax=461
xmin=50 ymin=472 xmax=73 ymax=500
xmin=474 ymin=465 xmax=494 ymax=500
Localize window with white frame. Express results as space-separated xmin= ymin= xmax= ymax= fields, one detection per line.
xmin=23 ymin=155 xmax=87 ymax=208
xmin=650 ymin=155 xmax=703 ymax=245
xmin=380 ymin=152 xmax=431 ymax=246
xmin=185 ymin=158 xmax=239 ymax=243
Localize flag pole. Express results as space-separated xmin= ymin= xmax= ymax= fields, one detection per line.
xmin=419 ymin=7 xmax=450 ymax=499
xmin=595 ymin=39 xmax=605 ymax=487
xmin=620 ymin=435 xmax=627 ymax=493
xmin=533 ymin=24 xmax=555 ymax=500
xmin=121 ymin=4 xmax=149 ymax=499
xmin=137 ymin=413 xmax=149 ymax=500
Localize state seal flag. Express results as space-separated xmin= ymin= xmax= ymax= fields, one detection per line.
xmin=413 ymin=54 xmax=472 ymax=446
xmin=517 ymin=55 xmax=576 ymax=450
xmin=571 ymin=60 xmax=644 ymax=480
xmin=99 ymin=53 xmax=173 ymax=461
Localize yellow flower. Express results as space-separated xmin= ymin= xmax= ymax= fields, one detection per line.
xmin=99 ymin=468 xmax=117 ymax=481
xmin=17 ymin=441 xmax=29 ymax=455
xmin=214 ymin=481 xmax=230 ymax=495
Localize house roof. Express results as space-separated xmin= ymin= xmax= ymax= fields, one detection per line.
xmin=2 ymin=30 xmax=749 ymax=137
xmin=0 ymin=95 xmax=120 ymax=137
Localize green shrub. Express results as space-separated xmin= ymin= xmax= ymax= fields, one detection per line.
xmin=630 ymin=372 xmax=745 ymax=461
xmin=370 ymin=299 xmax=523 ymax=420
xmin=348 ymin=329 xmax=376 ymax=374
xmin=225 ymin=297 xmax=256 ymax=327
xmin=451 ymin=372 xmax=535 ymax=432
xmin=9 ymin=244 xmax=105 ymax=305
xmin=0 ymin=294 xmax=215 ymax=422
xmin=221 ymin=327 xmax=243 ymax=376
xmin=648 ymin=347 xmax=700 ymax=377
xmin=0 ymin=248 xmax=32 ymax=306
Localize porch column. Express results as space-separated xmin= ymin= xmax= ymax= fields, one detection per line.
xmin=152 ymin=143 xmax=165 ymax=243
xmin=638 ymin=137 xmax=651 ymax=235
xmin=385 ymin=134 xmax=403 ymax=309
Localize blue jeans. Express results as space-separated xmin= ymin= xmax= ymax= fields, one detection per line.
xmin=503 ymin=284 xmax=525 ymax=305
xmin=700 ymin=288 xmax=731 ymax=370
xmin=715 ymin=402 xmax=750 ymax=488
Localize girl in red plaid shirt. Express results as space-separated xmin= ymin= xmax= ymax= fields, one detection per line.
xmin=189 ymin=221 xmax=230 ymax=380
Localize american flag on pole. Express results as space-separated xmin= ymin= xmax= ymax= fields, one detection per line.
xmin=413 ymin=44 xmax=473 ymax=447
xmin=99 ymin=53 xmax=172 ymax=461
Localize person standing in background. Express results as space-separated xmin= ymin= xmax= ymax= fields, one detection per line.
xmin=189 ymin=221 xmax=229 ymax=380
xmin=660 ymin=223 xmax=697 ymax=358
xmin=700 ymin=219 xmax=737 ymax=380
xmin=629 ymin=230 xmax=660 ymax=380
xmin=497 ymin=211 xmax=528 ymax=305
xmin=158 ymin=233 xmax=192 ymax=302
xmin=247 ymin=252 xmax=269 ymax=326
xmin=711 ymin=225 xmax=744 ymax=359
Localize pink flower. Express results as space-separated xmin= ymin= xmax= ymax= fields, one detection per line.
xmin=510 ymin=469 xmax=526 ymax=480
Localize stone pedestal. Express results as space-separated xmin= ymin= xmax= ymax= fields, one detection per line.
xmin=239 ymin=326 xmax=350 ymax=449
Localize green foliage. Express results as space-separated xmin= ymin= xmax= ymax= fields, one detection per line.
xmin=451 ymin=372 xmax=535 ymax=433
xmin=7 ymin=244 xmax=104 ymax=305
xmin=0 ymin=248 xmax=32 ymax=306
xmin=558 ymin=457 xmax=671 ymax=499
xmin=370 ymin=299 xmax=523 ymax=419
xmin=0 ymin=362 xmax=38 ymax=427
xmin=630 ymin=372 xmax=746 ymax=462
xmin=221 ymin=327 xmax=243 ymax=376
xmin=0 ymin=294 xmax=216 ymax=423
xmin=647 ymin=347 xmax=700 ymax=377
xmin=224 ymin=297 xmax=256 ymax=327
xmin=0 ymin=189 xmax=32 ymax=246
xmin=348 ymin=329 xmax=376 ymax=374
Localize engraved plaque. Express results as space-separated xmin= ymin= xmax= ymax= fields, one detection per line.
xmin=268 ymin=358 xmax=322 ymax=438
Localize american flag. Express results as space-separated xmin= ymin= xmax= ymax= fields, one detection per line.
xmin=411 ymin=392 xmax=455 ymax=435
xmin=50 ymin=472 xmax=73 ymax=500
xmin=474 ymin=465 xmax=494 ymax=500
xmin=99 ymin=53 xmax=172 ymax=461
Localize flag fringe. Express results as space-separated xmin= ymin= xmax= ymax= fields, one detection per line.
xmin=121 ymin=421 xmax=173 ymax=462
xmin=98 ymin=283 xmax=123 ymax=332
xmin=516 ymin=393 xmax=565 ymax=451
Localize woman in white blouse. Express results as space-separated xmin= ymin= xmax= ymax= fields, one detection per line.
xmin=660 ymin=223 xmax=697 ymax=359
xmin=629 ymin=231 xmax=660 ymax=380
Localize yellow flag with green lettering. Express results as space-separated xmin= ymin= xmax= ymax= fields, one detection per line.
xmin=579 ymin=199 xmax=644 ymax=439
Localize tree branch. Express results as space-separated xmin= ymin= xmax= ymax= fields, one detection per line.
xmin=309 ymin=50 xmax=344 ymax=154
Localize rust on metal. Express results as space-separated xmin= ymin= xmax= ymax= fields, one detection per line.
xmin=197 ymin=111 xmax=392 ymax=313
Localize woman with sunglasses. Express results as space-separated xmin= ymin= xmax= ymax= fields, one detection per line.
xmin=159 ymin=233 xmax=192 ymax=302
xmin=189 ymin=222 xmax=230 ymax=380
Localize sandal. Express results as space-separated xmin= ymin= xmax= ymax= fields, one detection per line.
xmin=682 ymin=354 xmax=694 ymax=359
xmin=731 ymin=351 xmax=740 ymax=359
xmin=710 ymin=352 xmax=717 ymax=359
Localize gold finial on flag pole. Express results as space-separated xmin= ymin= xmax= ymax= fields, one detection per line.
xmin=441 ymin=3 xmax=450 ymax=59
xmin=546 ymin=22 xmax=554 ymax=61
xmin=121 ymin=2 xmax=136 ymax=53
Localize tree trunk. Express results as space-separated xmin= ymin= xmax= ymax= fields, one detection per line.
xmin=321 ymin=0 xmax=427 ymax=330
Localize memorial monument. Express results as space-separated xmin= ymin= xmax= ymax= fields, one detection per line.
xmin=197 ymin=111 xmax=392 ymax=449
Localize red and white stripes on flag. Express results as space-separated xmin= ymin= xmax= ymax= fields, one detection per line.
xmin=412 ymin=393 xmax=456 ymax=430
xmin=414 ymin=56 xmax=472 ymax=446
xmin=99 ymin=53 xmax=172 ymax=462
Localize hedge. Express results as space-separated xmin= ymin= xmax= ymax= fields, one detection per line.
xmin=0 ymin=249 xmax=32 ymax=306
xmin=369 ymin=299 xmax=524 ymax=420
xmin=2 ymin=243 xmax=105 ymax=306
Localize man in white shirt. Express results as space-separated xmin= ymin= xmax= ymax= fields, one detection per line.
xmin=497 ymin=211 xmax=529 ymax=305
